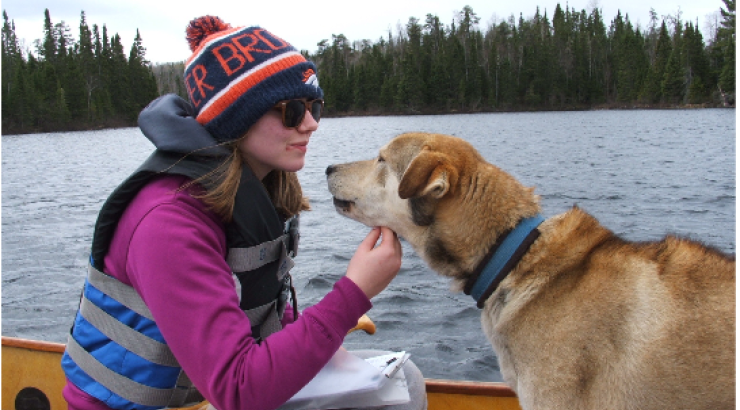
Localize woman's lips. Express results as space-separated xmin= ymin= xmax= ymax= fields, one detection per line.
xmin=288 ymin=142 xmax=308 ymax=153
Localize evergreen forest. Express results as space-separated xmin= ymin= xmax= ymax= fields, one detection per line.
xmin=2 ymin=2 xmax=736 ymax=134
xmin=2 ymin=10 xmax=159 ymax=134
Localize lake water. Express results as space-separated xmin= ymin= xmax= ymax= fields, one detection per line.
xmin=2 ymin=109 xmax=735 ymax=382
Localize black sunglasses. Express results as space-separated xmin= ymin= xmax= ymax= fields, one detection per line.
xmin=273 ymin=99 xmax=324 ymax=129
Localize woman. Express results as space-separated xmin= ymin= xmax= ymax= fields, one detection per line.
xmin=61 ymin=16 xmax=425 ymax=410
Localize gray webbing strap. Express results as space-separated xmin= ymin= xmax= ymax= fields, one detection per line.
xmin=243 ymin=300 xmax=282 ymax=339
xmin=227 ymin=234 xmax=290 ymax=273
xmin=243 ymin=301 xmax=274 ymax=326
xmin=259 ymin=309 xmax=282 ymax=339
xmin=78 ymin=294 xmax=179 ymax=367
xmin=66 ymin=335 xmax=185 ymax=407
xmin=87 ymin=265 xmax=154 ymax=321
xmin=276 ymin=243 xmax=295 ymax=282
xmin=77 ymin=265 xmax=202 ymax=407
xmin=167 ymin=371 xmax=204 ymax=408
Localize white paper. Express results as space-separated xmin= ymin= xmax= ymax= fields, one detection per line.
xmin=288 ymin=349 xmax=385 ymax=402
xmin=279 ymin=350 xmax=411 ymax=410
xmin=340 ymin=367 xmax=410 ymax=408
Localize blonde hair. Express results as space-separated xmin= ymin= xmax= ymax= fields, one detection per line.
xmin=193 ymin=141 xmax=310 ymax=222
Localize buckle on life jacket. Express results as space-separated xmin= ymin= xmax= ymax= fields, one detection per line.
xmin=286 ymin=215 xmax=300 ymax=258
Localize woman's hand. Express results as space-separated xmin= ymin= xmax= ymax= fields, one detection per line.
xmin=345 ymin=226 xmax=403 ymax=299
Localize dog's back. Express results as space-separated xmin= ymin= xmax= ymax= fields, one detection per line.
xmin=486 ymin=208 xmax=735 ymax=410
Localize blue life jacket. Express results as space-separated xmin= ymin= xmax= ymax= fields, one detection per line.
xmin=62 ymin=150 xmax=299 ymax=409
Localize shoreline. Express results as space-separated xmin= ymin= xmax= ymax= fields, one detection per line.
xmin=2 ymin=104 xmax=734 ymax=136
xmin=324 ymin=102 xmax=735 ymax=119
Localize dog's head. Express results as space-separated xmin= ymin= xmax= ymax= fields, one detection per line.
xmin=326 ymin=132 xmax=540 ymax=279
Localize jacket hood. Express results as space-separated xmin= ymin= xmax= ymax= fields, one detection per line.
xmin=138 ymin=94 xmax=230 ymax=156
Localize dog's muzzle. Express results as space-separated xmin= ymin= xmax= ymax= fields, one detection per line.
xmin=326 ymin=165 xmax=355 ymax=212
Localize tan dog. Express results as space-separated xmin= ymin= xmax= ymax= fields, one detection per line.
xmin=326 ymin=132 xmax=735 ymax=410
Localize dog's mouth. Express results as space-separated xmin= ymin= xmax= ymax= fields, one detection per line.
xmin=332 ymin=197 xmax=355 ymax=212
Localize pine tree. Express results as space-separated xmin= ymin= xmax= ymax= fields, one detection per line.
xmin=456 ymin=6 xmax=482 ymax=109
xmin=8 ymin=58 xmax=35 ymax=130
xmin=613 ymin=17 xmax=647 ymax=102
xmin=683 ymin=23 xmax=711 ymax=103
xmin=63 ymin=54 xmax=87 ymax=121
xmin=351 ymin=62 xmax=367 ymax=111
xmin=92 ymin=24 xmax=113 ymax=119
xmin=551 ymin=4 xmax=572 ymax=104
xmin=365 ymin=42 xmax=388 ymax=110
xmin=662 ymin=47 xmax=684 ymax=103
xmin=472 ymin=31 xmax=489 ymax=108
xmin=717 ymin=0 xmax=735 ymax=94
xmin=519 ymin=12 xmax=539 ymax=106
xmin=587 ymin=8 xmax=609 ymax=104
xmin=485 ymin=35 xmax=499 ymax=108
xmin=535 ymin=9 xmax=554 ymax=106
xmin=318 ymin=34 xmax=353 ymax=113
xmin=494 ymin=18 xmax=518 ymax=107
xmin=56 ymin=85 xmax=72 ymax=125
xmin=395 ymin=17 xmax=425 ymax=111
xmin=571 ymin=10 xmax=592 ymax=104
xmin=78 ymin=11 xmax=98 ymax=121
xmin=34 ymin=61 xmax=61 ymax=124
xmin=2 ymin=10 xmax=22 ymax=124
xmin=127 ymin=29 xmax=158 ymax=118
xmin=49 ymin=19 xmax=74 ymax=87
xmin=39 ymin=9 xmax=56 ymax=64
xmin=109 ymin=33 xmax=131 ymax=115
xmin=641 ymin=21 xmax=672 ymax=103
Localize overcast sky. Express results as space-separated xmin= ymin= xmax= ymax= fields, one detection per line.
xmin=2 ymin=0 xmax=727 ymax=64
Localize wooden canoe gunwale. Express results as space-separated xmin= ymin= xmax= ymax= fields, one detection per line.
xmin=3 ymin=335 xmax=66 ymax=353
xmin=3 ymin=336 xmax=518 ymax=403
xmin=425 ymin=379 xmax=517 ymax=397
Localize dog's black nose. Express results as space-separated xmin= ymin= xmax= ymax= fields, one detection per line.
xmin=325 ymin=165 xmax=336 ymax=176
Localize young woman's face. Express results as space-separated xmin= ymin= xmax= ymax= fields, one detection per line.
xmin=239 ymin=104 xmax=320 ymax=180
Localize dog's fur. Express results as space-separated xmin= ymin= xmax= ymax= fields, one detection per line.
xmin=326 ymin=132 xmax=735 ymax=410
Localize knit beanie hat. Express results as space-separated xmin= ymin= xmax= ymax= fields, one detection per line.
xmin=184 ymin=16 xmax=323 ymax=143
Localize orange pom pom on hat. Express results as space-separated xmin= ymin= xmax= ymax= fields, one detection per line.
xmin=184 ymin=16 xmax=323 ymax=143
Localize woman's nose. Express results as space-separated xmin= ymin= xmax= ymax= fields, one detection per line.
xmin=298 ymin=109 xmax=319 ymax=132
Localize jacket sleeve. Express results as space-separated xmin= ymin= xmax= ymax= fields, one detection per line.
xmin=125 ymin=192 xmax=372 ymax=410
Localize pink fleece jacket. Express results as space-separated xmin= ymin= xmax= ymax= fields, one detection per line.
xmin=63 ymin=175 xmax=372 ymax=410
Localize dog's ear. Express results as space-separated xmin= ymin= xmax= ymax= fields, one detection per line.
xmin=398 ymin=148 xmax=457 ymax=199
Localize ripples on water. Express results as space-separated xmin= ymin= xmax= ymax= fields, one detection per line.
xmin=2 ymin=109 xmax=735 ymax=382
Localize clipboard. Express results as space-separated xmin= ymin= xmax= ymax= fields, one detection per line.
xmin=279 ymin=350 xmax=411 ymax=410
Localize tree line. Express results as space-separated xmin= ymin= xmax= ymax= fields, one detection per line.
xmin=2 ymin=9 xmax=158 ymax=134
xmin=310 ymin=2 xmax=735 ymax=115
xmin=2 ymin=3 xmax=736 ymax=134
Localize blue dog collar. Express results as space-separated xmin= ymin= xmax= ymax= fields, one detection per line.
xmin=468 ymin=215 xmax=545 ymax=308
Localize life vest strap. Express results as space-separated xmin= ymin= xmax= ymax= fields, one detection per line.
xmin=227 ymin=233 xmax=290 ymax=272
xmin=87 ymin=265 xmax=154 ymax=321
xmin=65 ymin=335 xmax=202 ymax=407
xmin=79 ymin=265 xmax=202 ymax=406
xmin=169 ymin=371 xmax=204 ymax=408
xmin=243 ymin=299 xmax=283 ymax=340
xmin=78 ymin=293 xmax=179 ymax=367
xmin=227 ymin=215 xmax=300 ymax=273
